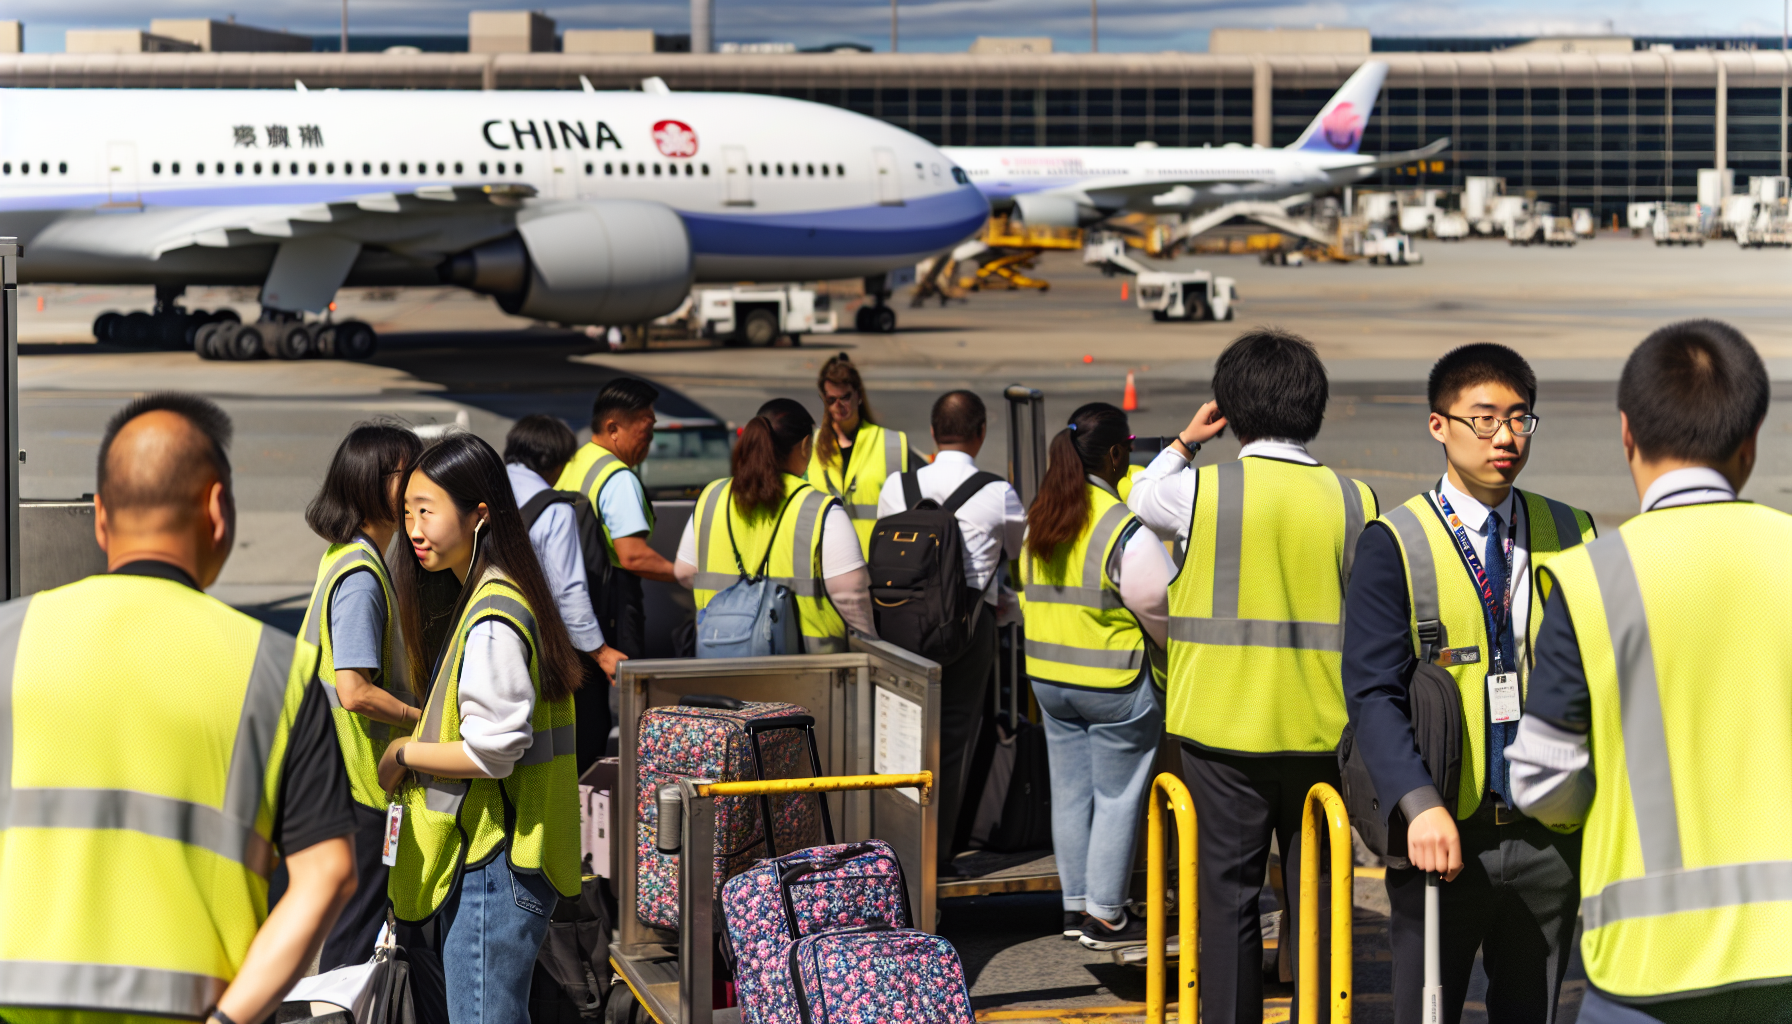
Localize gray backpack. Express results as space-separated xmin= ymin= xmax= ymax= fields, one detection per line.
xmin=696 ymin=489 xmax=804 ymax=659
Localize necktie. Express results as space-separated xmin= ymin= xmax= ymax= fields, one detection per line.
xmin=1484 ymin=509 xmax=1517 ymax=805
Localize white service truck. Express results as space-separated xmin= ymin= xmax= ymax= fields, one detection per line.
xmin=1136 ymin=272 xmax=1238 ymax=322
xmin=694 ymin=285 xmax=838 ymax=346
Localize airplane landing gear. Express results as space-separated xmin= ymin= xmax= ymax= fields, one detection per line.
xmin=856 ymin=274 xmax=898 ymax=334
xmin=193 ymin=305 xmax=377 ymax=362
xmin=93 ymin=285 xmax=242 ymax=351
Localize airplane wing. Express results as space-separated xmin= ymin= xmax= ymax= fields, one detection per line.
xmin=1360 ymin=138 xmax=1452 ymax=170
xmin=1074 ymin=174 xmax=1273 ymax=208
xmin=31 ymin=184 xmax=536 ymax=262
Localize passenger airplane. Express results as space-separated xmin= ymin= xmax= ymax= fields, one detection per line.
xmin=944 ymin=62 xmax=1449 ymax=226
xmin=0 ymin=81 xmax=989 ymax=357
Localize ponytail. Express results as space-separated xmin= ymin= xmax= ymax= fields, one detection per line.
xmin=1025 ymin=402 xmax=1132 ymax=560
xmin=731 ymin=398 xmax=816 ymax=516
xmin=815 ymin=352 xmax=876 ymax=466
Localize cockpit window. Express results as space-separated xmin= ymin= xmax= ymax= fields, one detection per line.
xmin=951 ymin=166 xmax=971 ymax=185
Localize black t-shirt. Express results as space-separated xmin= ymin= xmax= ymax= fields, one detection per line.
xmin=114 ymin=561 xmax=358 ymax=855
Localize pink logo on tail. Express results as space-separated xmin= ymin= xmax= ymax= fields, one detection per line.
xmin=1321 ymin=102 xmax=1363 ymax=150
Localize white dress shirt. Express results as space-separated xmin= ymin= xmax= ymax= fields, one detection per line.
xmin=1431 ymin=474 xmax=1531 ymax=670
xmin=1087 ymin=475 xmax=1175 ymax=649
xmin=1510 ymin=468 xmax=1737 ymax=823
xmin=507 ymin=462 xmax=604 ymax=652
xmin=1126 ymin=438 xmax=1320 ymax=544
xmin=875 ymin=449 xmax=1026 ymax=605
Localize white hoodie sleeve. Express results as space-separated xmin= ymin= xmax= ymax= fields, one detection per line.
xmin=456 ymin=619 xmax=537 ymax=779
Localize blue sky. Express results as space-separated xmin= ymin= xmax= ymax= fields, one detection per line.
xmin=12 ymin=0 xmax=1790 ymax=53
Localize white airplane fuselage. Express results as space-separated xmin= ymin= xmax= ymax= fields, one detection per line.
xmin=0 ymin=88 xmax=990 ymax=288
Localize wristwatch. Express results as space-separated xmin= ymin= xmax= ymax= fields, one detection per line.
xmin=1175 ymin=434 xmax=1202 ymax=456
xmin=395 ymin=744 xmax=409 ymax=769
xmin=208 ymin=1008 xmax=238 ymax=1024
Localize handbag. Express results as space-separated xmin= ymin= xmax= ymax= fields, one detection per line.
xmin=276 ymin=919 xmax=416 ymax=1024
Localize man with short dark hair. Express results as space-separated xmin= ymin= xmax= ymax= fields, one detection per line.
xmin=1128 ymin=328 xmax=1376 ymax=1019
xmin=1511 ymin=320 xmax=1792 ymax=1022
xmin=876 ymin=390 xmax=1024 ymax=878
xmin=1344 ymin=344 xmax=1594 ymax=1024
xmin=0 ymin=393 xmax=358 ymax=1024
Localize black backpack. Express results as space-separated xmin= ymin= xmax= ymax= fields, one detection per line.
xmin=520 ymin=487 xmax=614 ymax=603
xmin=866 ymin=469 xmax=1004 ymax=664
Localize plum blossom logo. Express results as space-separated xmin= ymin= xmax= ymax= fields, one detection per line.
xmin=1321 ymin=102 xmax=1363 ymax=150
xmin=653 ymin=120 xmax=699 ymax=158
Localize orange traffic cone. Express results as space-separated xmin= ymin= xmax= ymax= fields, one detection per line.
xmin=1122 ymin=370 xmax=1139 ymax=412
xmin=1121 ymin=280 xmax=1129 ymax=301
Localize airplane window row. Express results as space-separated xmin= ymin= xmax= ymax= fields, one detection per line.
xmin=2 ymin=162 xmax=68 ymax=175
xmin=590 ymin=162 xmax=709 ymax=178
xmin=752 ymin=163 xmax=846 ymax=178
xmin=144 ymin=160 xmax=530 ymax=177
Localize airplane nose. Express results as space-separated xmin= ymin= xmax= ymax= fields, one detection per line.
xmin=908 ymin=181 xmax=990 ymax=252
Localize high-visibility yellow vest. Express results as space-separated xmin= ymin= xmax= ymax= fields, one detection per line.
xmin=1165 ymin=459 xmax=1378 ymax=754
xmin=557 ymin=442 xmax=655 ymax=561
xmin=298 ymin=535 xmax=414 ymax=810
xmin=0 ymin=574 xmax=315 ymax=1022
xmin=1116 ymin=465 xmax=1144 ymax=503
xmin=1546 ymin=502 xmax=1792 ymax=1002
xmin=691 ymin=474 xmax=848 ymax=654
xmin=1019 ymin=480 xmax=1149 ymax=690
xmin=388 ymin=571 xmax=579 ymax=923
xmin=1378 ymin=488 xmax=1594 ymax=819
xmin=805 ymin=422 xmax=908 ymax=549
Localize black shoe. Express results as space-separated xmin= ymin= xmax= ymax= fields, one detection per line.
xmin=1062 ymin=911 xmax=1084 ymax=939
xmin=1078 ymin=909 xmax=1148 ymax=950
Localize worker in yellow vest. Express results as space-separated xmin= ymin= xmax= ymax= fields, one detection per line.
xmin=676 ymin=398 xmax=877 ymax=652
xmin=1127 ymin=329 xmax=1377 ymax=1023
xmin=556 ymin=377 xmax=676 ymax=763
xmin=806 ymin=352 xmax=911 ymax=549
xmin=1019 ymin=401 xmax=1174 ymax=950
xmin=1512 ymin=320 xmax=1792 ymax=1022
xmin=299 ymin=422 xmax=425 ymax=969
xmin=1343 ymin=344 xmax=1595 ymax=1024
xmin=0 ymin=394 xmax=357 ymax=1024
xmin=380 ymin=432 xmax=584 ymax=1024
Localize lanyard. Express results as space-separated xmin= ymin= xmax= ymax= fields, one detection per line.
xmin=1433 ymin=491 xmax=1513 ymax=673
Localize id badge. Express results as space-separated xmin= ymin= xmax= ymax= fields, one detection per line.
xmin=1487 ymin=672 xmax=1522 ymax=724
xmin=381 ymin=803 xmax=403 ymax=866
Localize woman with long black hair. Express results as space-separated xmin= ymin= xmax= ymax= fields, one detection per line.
xmin=377 ymin=432 xmax=584 ymax=1024
xmin=677 ymin=397 xmax=876 ymax=651
xmin=299 ymin=422 xmax=423 ymax=969
xmin=1018 ymin=401 xmax=1173 ymax=949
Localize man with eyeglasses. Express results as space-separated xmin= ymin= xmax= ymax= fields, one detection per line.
xmin=1342 ymin=343 xmax=1596 ymax=1024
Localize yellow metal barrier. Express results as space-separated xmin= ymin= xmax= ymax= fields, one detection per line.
xmin=1298 ymin=782 xmax=1353 ymax=1024
xmin=696 ymin=771 xmax=932 ymax=802
xmin=1145 ymin=772 xmax=1197 ymax=1024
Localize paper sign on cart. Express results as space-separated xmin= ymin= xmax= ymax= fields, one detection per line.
xmin=874 ymin=686 xmax=923 ymax=803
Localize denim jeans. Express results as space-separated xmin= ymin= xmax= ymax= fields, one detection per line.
xmin=404 ymin=848 xmax=559 ymax=1024
xmin=1033 ymin=677 xmax=1164 ymax=922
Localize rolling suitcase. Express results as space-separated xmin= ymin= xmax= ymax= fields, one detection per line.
xmin=636 ymin=695 xmax=832 ymax=930
xmin=721 ymin=840 xmax=973 ymax=1024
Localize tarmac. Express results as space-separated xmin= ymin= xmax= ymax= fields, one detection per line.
xmin=16 ymin=230 xmax=1792 ymax=1022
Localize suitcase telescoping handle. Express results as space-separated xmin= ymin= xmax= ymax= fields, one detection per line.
xmin=744 ymin=723 xmax=837 ymax=859
xmin=681 ymin=693 xmax=747 ymax=711
xmin=1423 ymin=871 xmax=1443 ymax=1024
xmin=776 ymin=846 xmax=913 ymax=938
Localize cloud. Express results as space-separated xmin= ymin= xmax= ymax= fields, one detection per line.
xmin=11 ymin=0 xmax=1785 ymax=52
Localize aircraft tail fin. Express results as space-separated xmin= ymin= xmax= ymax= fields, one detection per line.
xmin=1287 ymin=61 xmax=1388 ymax=155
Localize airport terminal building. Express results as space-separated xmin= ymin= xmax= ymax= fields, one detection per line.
xmin=2 ymin=44 xmax=1789 ymax=220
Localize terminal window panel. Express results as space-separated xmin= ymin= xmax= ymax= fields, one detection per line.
xmin=1601 ymin=88 xmax=1631 ymax=116
xmin=1728 ymin=88 xmax=1782 ymax=117
xmin=1729 ymin=122 xmax=1783 ymax=151
xmin=1672 ymin=88 xmax=1716 ymax=117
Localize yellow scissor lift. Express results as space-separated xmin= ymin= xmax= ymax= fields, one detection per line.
xmin=959 ymin=216 xmax=1086 ymax=292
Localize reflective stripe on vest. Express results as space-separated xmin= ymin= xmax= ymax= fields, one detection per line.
xmin=692 ymin=476 xmax=847 ymax=655
xmin=1020 ymin=485 xmax=1145 ymax=690
xmin=558 ymin=444 xmax=655 ymax=561
xmin=1380 ymin=489 xmax=1593 ymax=818
xmin=1163 ymin=459 xmax=1371 ymax=752
xmin=390 ymin=575 xmax=580 ymax=922
xmin=300 ymin=537 xmax=409 ymax=809
xmin=807 ymin=424 xmax=906 ymax=547
xmin=1551 ymin=504 xmax=1792 ymax=999
xmin=0 ymin=578 xmax=312 ymax=1018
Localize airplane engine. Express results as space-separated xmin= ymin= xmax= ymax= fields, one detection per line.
xmin=1013 ymin=193 xmax=1098 ymax=229
xmin=439 ymin=200 xmax=693 ymax=324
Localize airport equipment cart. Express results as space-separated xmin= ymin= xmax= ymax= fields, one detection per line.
xmin=607 ymin=636 xmax=943 ymax=1024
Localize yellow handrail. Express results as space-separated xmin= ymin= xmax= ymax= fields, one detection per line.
xmin=1299 ymin=782 xmax=1354 ymax=1024
xmin=696 ymin=771 xmax=933 ymax=800
xmin=1145 ymin=772 xmax=1197 ymax=1024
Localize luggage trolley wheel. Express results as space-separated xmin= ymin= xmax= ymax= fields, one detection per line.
xmin=602 ymin=981 xmax=645 ymax=1024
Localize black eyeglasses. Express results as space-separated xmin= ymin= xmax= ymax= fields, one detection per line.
xmin=1444 ymin=413 xmax=1540 ymax=439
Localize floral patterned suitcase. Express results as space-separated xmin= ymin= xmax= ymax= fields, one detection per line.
xmin=636 ymin=695 xmax=829 ymax=930
xmin=722 ymin=841 xmax=972 ymax=1024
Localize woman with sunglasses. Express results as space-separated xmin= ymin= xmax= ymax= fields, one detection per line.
xmin=806 ymin=352 xmax=912 ymax=551
xmin=1017 ymin=401 xmax=1174 ymax=949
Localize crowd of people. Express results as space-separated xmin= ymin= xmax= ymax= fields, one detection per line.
xmin=0 ymin=322 xmax=1783 ymax=1024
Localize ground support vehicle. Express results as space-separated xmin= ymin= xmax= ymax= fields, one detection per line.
xmin=693 ymin=285 xmax=836 ymax=347
xmin=1653 ymin=203 xmax=1707 ymax=246
xmin=1135 ymin=271 xmax=1238 ymax=321
xmin=1361 ymin=232 xmax=1423 ymax=264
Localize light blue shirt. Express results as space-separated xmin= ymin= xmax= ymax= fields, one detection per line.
xmin=593 ymin=454 xmax=652 ymax=542
xmin=327 ymin=567 xmax=386 ymax=674
xmin=507 ymin=462 xmax=606 ymax=652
